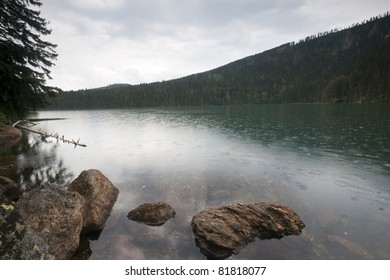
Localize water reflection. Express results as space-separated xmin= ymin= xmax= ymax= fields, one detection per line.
xmin=1 ymin=104 xmax=390 ymax=259
xmin=71 ymin=229 xmax=102 ymax=260
xmin=0 ymin=132 xmax=73 ymax=198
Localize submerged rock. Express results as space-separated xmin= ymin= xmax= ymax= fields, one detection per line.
xmin=0 ymin=195 xmax=54 ymax=260
xmin=109 ymin=234 xmax=145 ymax=260
xmin=191 ymin=202 xmax=305 ymax=259
xmin=328 ymin=234 xmax=373 ymax=259
xmin=68 ymin=169 xmax=119 ymax=231
xmin=0 ymin=127 xmax=22 ymax=147
xmin=127 ymin=202 xmax=176 ymax=226
xmin=0 ymin=176 xmax=17 ymax=196
xmin=15 ymin=185 xmax=84 ymax=259
xmin=0 ymin=176 xmax=23 ymax=200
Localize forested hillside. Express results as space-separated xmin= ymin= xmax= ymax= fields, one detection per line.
xmin=48 ymin=13 xmax=390 ymax=109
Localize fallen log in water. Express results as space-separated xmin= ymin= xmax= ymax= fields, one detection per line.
xmin=26 ymin=118 xmax=68 ymax=122
xmin=12 ymin=120 xmax=87 ymax=148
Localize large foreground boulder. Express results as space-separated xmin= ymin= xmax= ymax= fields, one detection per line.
xmin=191 ymin=202 xmax=305 ymax=259
xmin=15 ymin=185 xmax=84 ymax=259
xmin=127 ymin=202 xmax=176 ymax=226
xmin=68 ymin=169 xmax=119 ymax=231
xmin=0 ymin=196 xmax=54 ymax=260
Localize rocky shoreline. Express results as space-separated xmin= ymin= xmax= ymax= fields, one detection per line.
xmin=1 ymin=169 xmax=119 ymax=259
xmin=1 ymin=128 xmax=305 ymax=260
xmin=1 ymin=171 xmax=305 ymax=260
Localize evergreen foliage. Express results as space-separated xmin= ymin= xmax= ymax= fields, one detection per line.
xmin=48 ymin=12 xmax=390 ymax=110
xmin=0 ymin=0 xmax=60 ymax=117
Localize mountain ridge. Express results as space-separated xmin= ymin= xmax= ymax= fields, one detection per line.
xmin=47 ymin=12 xmax=390 ymax=109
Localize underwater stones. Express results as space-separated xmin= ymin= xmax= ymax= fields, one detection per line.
xmin=127 ymin=202 xmax=176 ymax=226
xmin=327 ymin=234 xmax=373 ymax=259
xmin=68 ymin=169 xmax=119 ymax=231
xmin=191 ymin=202 xmax=305 ymax=259
xmin=15 ymin=185 xmax=84 ymax=259
xmin=110 ymin=234 xmax=145 ymax=259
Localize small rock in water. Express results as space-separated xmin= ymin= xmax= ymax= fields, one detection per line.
xmin=191 ymin=202 xmax=305 ymax=259
xmin=127 ymin=202 xmax=176 ymax=226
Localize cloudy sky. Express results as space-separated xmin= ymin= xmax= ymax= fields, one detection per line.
xmin=40 ymin=0 xmax=389 ymax=91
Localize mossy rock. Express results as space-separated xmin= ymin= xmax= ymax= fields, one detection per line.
xmin=0 ymin=195 xmax=54 ymax=259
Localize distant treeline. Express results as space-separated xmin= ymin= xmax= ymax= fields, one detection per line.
xmin=47 ymin=13 xmax=390 ymax=110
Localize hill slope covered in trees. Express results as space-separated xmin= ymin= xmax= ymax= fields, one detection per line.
xmin=48 ymin=13 xmax=390 ymax=109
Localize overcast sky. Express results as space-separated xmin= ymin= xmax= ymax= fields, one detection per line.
xmin=40 ymin=0 xmax=389 ymax=91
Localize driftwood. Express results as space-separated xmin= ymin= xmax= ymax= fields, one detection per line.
xmin=12 ymin=120 xmax=87 ymax=148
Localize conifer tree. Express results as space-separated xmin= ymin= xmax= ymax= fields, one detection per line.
xmin=0 ymin=0 xmax=60 ymax=117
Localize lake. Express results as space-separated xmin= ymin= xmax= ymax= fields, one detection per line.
xmin=1 ymin=104 xmax=390 ymax=259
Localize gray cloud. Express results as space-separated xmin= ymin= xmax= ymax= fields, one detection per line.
xmin=43 ymin=0 xmax=308 ymax=41
xmin=40 ymin=0 xmax=389 ymax=90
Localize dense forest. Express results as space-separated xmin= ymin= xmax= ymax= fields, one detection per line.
xmin=47 ymin=13 xmax=390 ymax=110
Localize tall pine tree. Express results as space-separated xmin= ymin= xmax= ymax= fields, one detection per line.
xmin=0 ymin=0 xmax=59 ymax=118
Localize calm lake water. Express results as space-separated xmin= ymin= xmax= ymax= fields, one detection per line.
xmin=2 ymin=104 xmax=390 ymax=259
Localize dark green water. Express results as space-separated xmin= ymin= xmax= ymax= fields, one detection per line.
xmin=1 ymin=104 xmax=390 ymax=259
